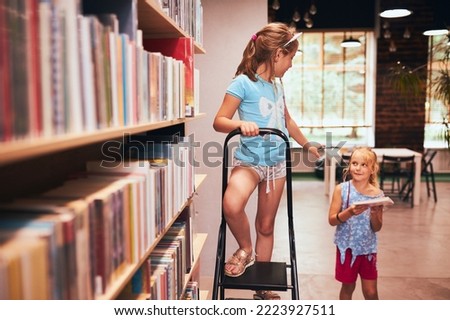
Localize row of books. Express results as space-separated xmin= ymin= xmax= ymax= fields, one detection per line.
xmin=0 ymin=0 xmax=200 ymax=143
xmin=182 ymin=281 xmax=200 ymax=300
xmin=158 ymin=0 xmax=203 ymax=45
xmin=119 ymin=219 xmax=198 ymax=300
xmin=0 ymin=140 xmax=195 ymax=299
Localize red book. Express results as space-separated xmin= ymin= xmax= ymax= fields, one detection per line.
xmin=26 ymin=0 xmax=42 ymax=138
xmin=143 ymin=37 xmax=194 ymax=116
xmin=0 ymin=2 xmax=12 ymax=141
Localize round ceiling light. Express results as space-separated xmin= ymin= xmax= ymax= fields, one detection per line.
xmin=379 ymin=9 xmax=412 ymax=19
xmin=341 ymin=37 xmax=361 ymax=48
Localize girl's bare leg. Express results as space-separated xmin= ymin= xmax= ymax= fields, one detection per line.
xmin=361 ymin=279 xmax=379 ymax=300
xmin=222 ymin=166 xmax=260 ymax=274
xmin=339 ymin=282 xmax=356 ymax=300
xmin=254 ymin=177 xmax=286 ymax=262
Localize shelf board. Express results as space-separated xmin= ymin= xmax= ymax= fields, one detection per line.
xmin=195 ymin=174 xmax=207 ymax=190
xmin=182 ymin=233 xmax=207 ymax=294
xmin=200 ymin=290 xmax=209 ymax=300
xmin=138 ymin=0 xmax=205 ymax=54
xmin=0 ymin=116 xmax=203 ymax=166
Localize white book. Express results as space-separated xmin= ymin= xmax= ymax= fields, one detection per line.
xmin=165 ymin=56 xmax=174 ymax=121
xmin=38 ymin=1 xmax=53 ymax=137
xmin=78 ymin=15 xmax=97 ymax=132
xmin=353 ymin=196 xmax=394 ymax=207
xmin=194 ymin=67 xmax=200 ymax=116
xmin=126 ymin=41 xmax=135 ymax=125
xmin=173 ymin=60 xmax=180 ymax=119
xmin=179 ymin=62 xmax=185 ymax=118
xmin=109 ymin=31 xmax=119 ymax=127
xmin=149 ymin=52 xmax=163 ymax=122
xmin=135 ymin=45 xmax=148 ymax=124
xmin=141 ymin=51 xmax=150 ymax=123
xmin=61 ymin=0 xmax=83 ymax=134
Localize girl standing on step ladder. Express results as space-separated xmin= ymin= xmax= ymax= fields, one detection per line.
xmin=213 ymin=22 xmax=320 ymax=300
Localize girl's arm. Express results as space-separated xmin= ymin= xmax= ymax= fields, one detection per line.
xmin=329 ymin=185 xmax=345 ymax=226
xmin=369 ymin=206 xmax=383 ymax=232
xmin=284 ymin=107 xmax=320 ymax=158
xmin=213 ymin=94 xmax=259 ymax=136
xmin=328 ymin=184 xmax=369 ymax=226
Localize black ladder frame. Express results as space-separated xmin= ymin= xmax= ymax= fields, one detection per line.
xmin=212 ymin=128 xmax=299 ymax=300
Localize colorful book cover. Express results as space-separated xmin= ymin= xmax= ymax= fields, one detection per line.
xmin=0 ymin=0 xmax=12 ymax=141
xmin=143 ymin=37 xmax=195 ymax=117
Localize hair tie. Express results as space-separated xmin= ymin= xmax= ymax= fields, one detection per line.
xmin=251 ymin=34 xmax=258 ymax=41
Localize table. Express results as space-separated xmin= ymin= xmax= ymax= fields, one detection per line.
xmin=324 ymin=148 xmax=422 ymax=206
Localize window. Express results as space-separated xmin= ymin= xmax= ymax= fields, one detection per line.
xmin=424 ymin=35 xmax=449 ymax=149
xmin=282 ymin=31 xmax=376 ymax=147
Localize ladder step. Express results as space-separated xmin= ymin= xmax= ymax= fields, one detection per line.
xmin=222 ymin=261 xmax=288 ymax=291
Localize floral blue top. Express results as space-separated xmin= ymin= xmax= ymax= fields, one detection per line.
xmin=334 ymin=181 xmax=384 ymax=266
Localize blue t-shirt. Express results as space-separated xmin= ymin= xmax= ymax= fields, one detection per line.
xmin=334 ymin=181 xmax=384 ymax=266
xmin=226 ymin=74 xmax=288 ymax=166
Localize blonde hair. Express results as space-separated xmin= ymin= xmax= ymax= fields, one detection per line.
xmin=343 ymin=146 xmax=380 ymax=187
xmin=235 ymin=22 xmax=299 ymax=82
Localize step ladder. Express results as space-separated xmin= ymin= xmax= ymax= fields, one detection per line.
xmin=212 ymin=128 xmax=300 ymax=300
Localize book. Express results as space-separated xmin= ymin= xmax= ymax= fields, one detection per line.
xmin=143 ymin=37 xmax=194 ymax=117
xmin=60 ymin=0 xmax=83 ymax=134
xmin=38 ymin=0 xmax=54 ymax=137
xmin=0 ymin=0 xmax=12 ymax=141
xmin=85 ymin=160 xmax=156 ymax=254
xmin=0 ymin=236 xmax=50 ymax=299
xmin=353 ymin=196 xmax=394 ymax=207
xmin=26 ymin=0 xmax=42 ymax=139
xmin=41 ymin=177 xmax=130 ymax=296
xmin=0 ymin=197 xmax=92 ymax=299
xmin=8 ymin=0 xmax=30 ymax=139
xmin=0 ymin=214 xmax=64 ymax=299
xmin=78 ymin=15 xmax=97 ymax=132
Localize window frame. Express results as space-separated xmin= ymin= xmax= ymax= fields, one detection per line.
xmin=282 ymin=31 xmax=377 ymax=148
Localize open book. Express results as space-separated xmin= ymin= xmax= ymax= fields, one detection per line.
xmin=353 ymin=196 xmax=394 ymax=207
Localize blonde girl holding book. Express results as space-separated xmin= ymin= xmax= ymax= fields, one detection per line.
xmin=328 ymin=146 xmax=385 ymax=300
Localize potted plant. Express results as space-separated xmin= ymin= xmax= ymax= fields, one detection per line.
xmin=431 ymin=39 xmax=450 ymax=149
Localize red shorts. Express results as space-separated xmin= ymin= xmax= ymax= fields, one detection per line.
xmin=335 ymin=248 xmax=378 ymax=283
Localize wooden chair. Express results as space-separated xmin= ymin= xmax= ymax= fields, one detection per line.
xmin=422 ymin=150 xmax=438 ymax=202
xmin=380 ymin=155 xmax=415 ymax=207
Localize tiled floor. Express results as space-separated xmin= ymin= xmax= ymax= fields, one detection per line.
xmin=203 ymin=179 xmax=450 ymax=300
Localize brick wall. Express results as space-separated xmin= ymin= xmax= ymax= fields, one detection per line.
xmin=375 ymin=0 xmax=433 ymax=152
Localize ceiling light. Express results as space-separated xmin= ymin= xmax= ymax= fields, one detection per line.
xmin=379 ymin=9 xmax=412 ymax=19
xmin=341 ymin=37 xmax=361 ymax=48
xmin=423 ymin=28 xmax=449 ymax=36
xmin=272 ymin=0 xmax=280 ymax=11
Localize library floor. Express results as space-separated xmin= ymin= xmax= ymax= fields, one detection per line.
xmin=202 ymin=178 xmax=450 ymax=300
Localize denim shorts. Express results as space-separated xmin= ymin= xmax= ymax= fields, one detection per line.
xmin=233 ymin=158 xmax=286 ymax=183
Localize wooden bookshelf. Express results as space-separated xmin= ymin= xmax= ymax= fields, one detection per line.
xmin=0 ymin=0 xmax=206 ymax=300
xmin=182 ymin=233 xmax=207 ymax=294
xmin=97 ymin=174 xmax=206 ymax=300
xmin=0 ymin=114 xmax=206 ymax=167
xmin=195 ymin=173 xmax=207 ymax=190
xmin=138 ymin=0 xmax=205 ymax=54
